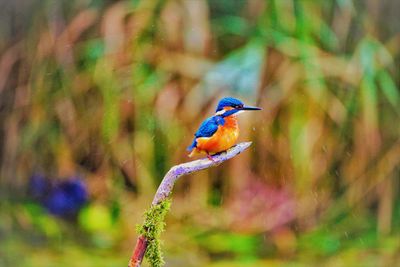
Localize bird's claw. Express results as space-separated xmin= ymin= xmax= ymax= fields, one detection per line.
xmin=206 ymin=154 xmax=216 ymax=163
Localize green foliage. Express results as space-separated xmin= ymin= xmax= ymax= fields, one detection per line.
xmin=196 ymin=232 xmax=261 ymax=260
xmin=78 ymin=204 xmax=114 ymax=233
xmin=137 ymin=199 xmax=171 ymax=267
xmin=298 ymin=230 xmax=341 ymax=256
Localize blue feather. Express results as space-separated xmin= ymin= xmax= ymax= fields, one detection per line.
xmin=187 ymin=139 xmax=197 ymax=151
xmin=195 ymin=116 xmax=225 ymax=137
xmin=216 ymin=97 xmax=243 ymax=112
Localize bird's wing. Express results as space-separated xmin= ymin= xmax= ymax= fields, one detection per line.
xmin=195 ymin=116 xmax=224 ymax=138
xmin=187 ymin=116 xmax=224 ymax=151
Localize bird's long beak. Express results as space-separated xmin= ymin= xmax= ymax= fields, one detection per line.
xmin=241 ymin=105 xmax=262 ymax=111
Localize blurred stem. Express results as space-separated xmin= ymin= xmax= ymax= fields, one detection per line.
xmin=377 ymin=177 xmax=393 ymax=235
xmin=128 ymin=142 xmax=252 ymax=267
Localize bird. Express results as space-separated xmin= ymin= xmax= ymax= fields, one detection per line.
xmin=187 ymin=97 xmax=261 ymax=161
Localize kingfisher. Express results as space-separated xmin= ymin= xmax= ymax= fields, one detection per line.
xmin=187 ymin=97 xmax=261 ymax=161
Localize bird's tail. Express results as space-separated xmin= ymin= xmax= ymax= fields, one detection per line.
xmin=187 ymin=139 xmax=197 ymax=157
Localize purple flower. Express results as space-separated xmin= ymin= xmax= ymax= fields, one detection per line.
xmin=29 ymin=174 xmax=88 ymax=218
xmin=44 ymin=178 xmax=88 ymax=218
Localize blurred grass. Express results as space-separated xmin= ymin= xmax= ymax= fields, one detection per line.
xmin=0 ymin=0 xmax=399 ymax=266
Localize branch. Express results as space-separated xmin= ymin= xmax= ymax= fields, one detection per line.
xmin=128 ymin=142 xmax=252 ymax=267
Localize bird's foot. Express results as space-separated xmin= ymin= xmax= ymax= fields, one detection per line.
xmin=206 ymin=154 xmax=216 ymax=163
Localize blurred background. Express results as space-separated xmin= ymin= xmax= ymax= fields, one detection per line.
xmin=1 ymin=0 xmax=399 ymax=266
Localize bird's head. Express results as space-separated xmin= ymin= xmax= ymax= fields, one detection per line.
xmin=215 ymin=97 xmax=261 ymax=117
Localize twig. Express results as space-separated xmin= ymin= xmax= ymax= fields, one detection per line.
xmin=128 ymin=142 xmax=252 ymax=267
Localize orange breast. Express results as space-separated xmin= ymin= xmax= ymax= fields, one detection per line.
xmin=196 ymin=116 xmax=239 ymax=154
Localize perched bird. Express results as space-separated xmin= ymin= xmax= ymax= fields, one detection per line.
xmin=187 ymin=97 xmax=261 ymax=160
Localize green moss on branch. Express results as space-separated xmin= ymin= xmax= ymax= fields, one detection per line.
xmin=136 ymin=199 xmax=171 ymax=267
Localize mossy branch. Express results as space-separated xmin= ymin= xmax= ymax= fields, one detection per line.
xmin=128 ymin=142 xmax=252 ymax=267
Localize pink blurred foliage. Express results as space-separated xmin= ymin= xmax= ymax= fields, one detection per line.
xmin=228 ymin=177 xmax=296 ymax=232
